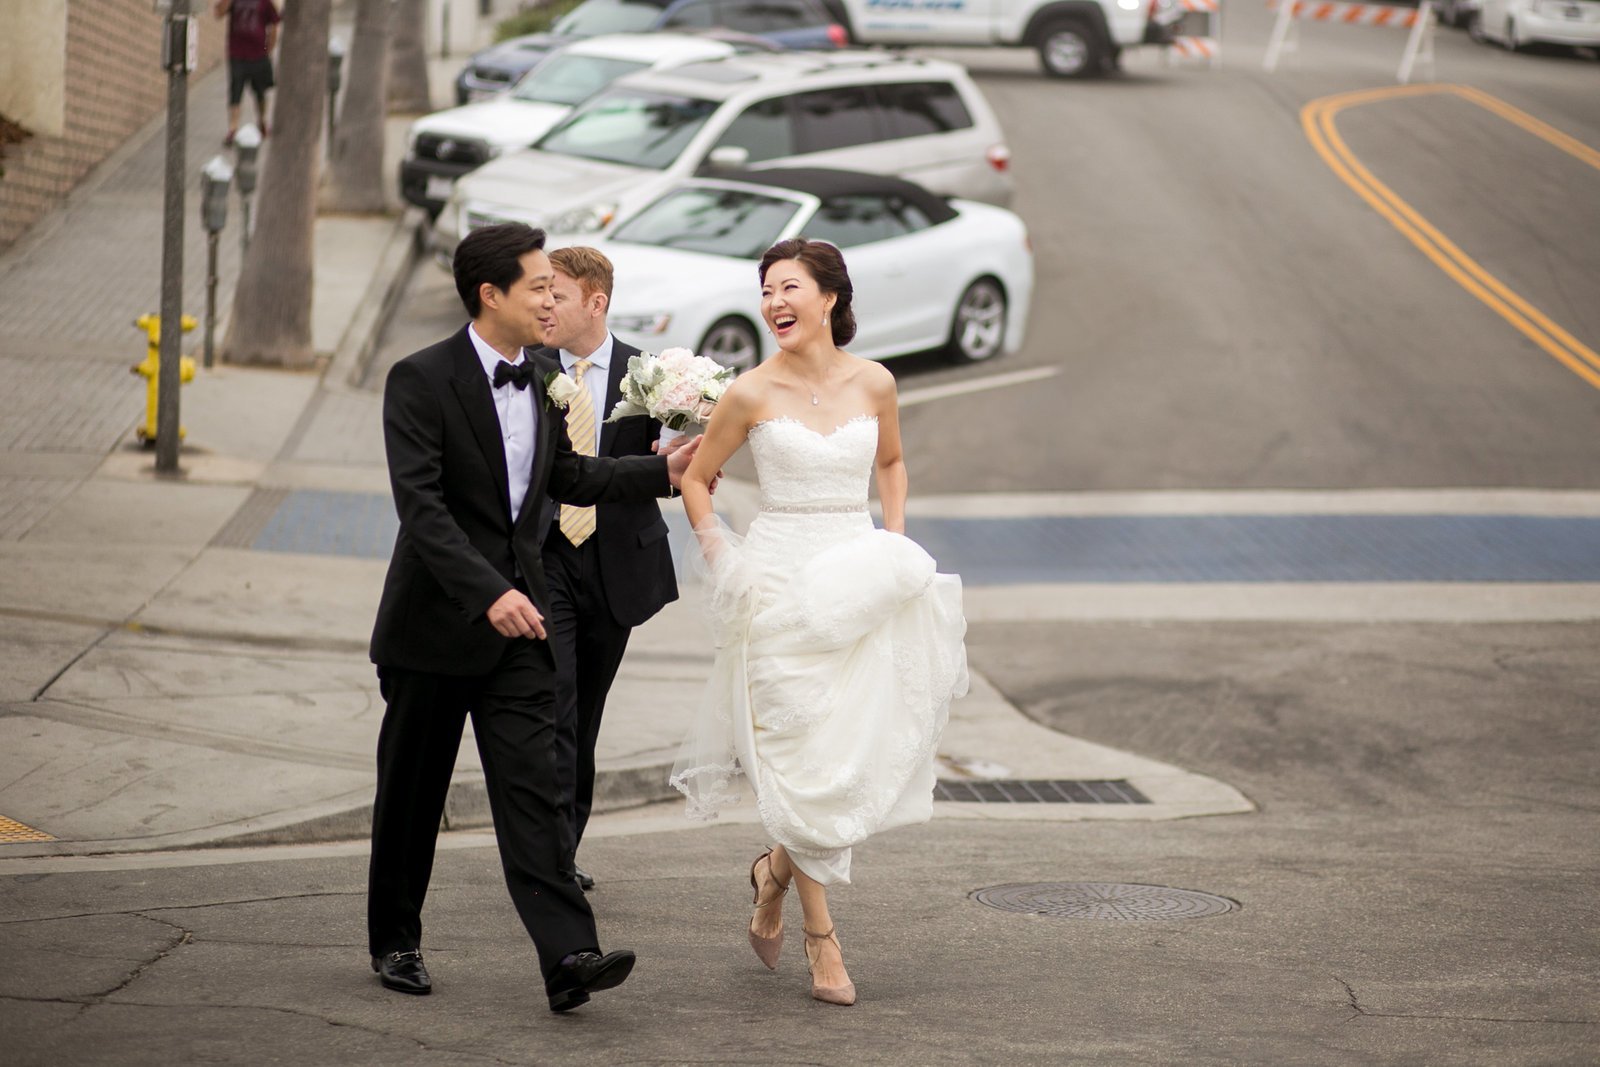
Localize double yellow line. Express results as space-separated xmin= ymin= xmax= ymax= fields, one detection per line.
xmin=1303 ymin=84 xmax=1600 ymax=392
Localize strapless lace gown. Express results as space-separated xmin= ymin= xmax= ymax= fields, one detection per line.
xmin=670 ymin=415 xmax=969 ymax=885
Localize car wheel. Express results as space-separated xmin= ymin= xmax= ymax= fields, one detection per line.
xmin=1038 ymin=19 xmax=1102 ymax=78
xmin=700 ymin=316 xmax=762 ymax=374
xmin=945 ymin=279 xmax=1007 ymax=364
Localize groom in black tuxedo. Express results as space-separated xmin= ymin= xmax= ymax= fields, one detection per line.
xmin=366 ymin=223 xmax=696 ymax=1011
xmin=531 ymin=246 xmax=678 ymax=892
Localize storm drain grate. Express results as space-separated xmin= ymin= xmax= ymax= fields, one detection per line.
xmin=973 ymin=882 xmax=1239 ymax=921
xmin=934 ymin=779 xmax=1151 ymax=804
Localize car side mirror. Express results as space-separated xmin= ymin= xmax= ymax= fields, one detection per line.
xmin=702 ymin=145 xmax=750 ymax=172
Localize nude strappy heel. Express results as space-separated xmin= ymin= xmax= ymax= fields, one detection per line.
xmin=803 ymin=926 xmax=856 ymax=1006
xmin=748 ymin=849 xmax=789 ymax=969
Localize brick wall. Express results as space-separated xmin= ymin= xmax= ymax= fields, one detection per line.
xmin=0 ymin=0 xmax=226 ymax=253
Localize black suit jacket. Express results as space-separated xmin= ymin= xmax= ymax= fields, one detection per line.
xmin=531 ymin=339 xmax=678 ymax=628
xmin=369 ymin=326 xmax=670 ymax=676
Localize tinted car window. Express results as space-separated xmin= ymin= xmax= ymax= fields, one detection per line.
xmin=878 ymin=81 xmax=974 ymax=139
xmin=803 ymin=194 xmax=906 ymax=248
xmin=711 ymin=96 xmax=795 ymax=164
xmin=724 ymin=0 xmax=815 ymax=32
xmin=661 ymin=0 xmax=718 ymax=27
xmin=790 ymin=86 xmax=884 ymax=154
xmin=612 ymin=187 xmax=801 ymax=257
xmin=891 ymin=197 xmax=935 ymax=232
xmin=552 ymin=0 xmax=668 ymax=35
xmin=511 ymin=54 xmax=650 ymax=107
xmin=538 ymin=89 xmax=720 ymax=169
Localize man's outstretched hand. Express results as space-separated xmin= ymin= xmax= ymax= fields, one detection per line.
xmin=665 ymin=434 xmax=701 ymax=489
xmin=487 ymin=588 xmax=546 ymax=639
xmin=657 ymin=433 xmax=720 ymax=493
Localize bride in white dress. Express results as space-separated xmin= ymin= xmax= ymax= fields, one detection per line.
xmin=674 ymin=238 xmax=968 ymax=1006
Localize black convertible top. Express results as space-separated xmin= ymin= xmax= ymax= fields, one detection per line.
xmin=715 ymin=167 xmax=959 ymax=225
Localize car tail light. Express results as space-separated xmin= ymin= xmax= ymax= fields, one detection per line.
xmin=827 ymin=23 xmax=849 ymax=47
xmin=986 ymin=144 xmax=1011 ymax=173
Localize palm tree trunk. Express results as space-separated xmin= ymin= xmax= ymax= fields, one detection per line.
xmin=224 ymin=0 xmax=331 ymax=368
xmin=388 ymin=0 xmax=432 ymax=113
xmin=321 ymin=0 xmax=392 ymax=213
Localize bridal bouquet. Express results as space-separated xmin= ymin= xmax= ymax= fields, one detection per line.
xmin=605 ymin=347 xmax=734 ymax=432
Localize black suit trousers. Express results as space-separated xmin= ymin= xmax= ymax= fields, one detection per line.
xmin=543 ymin=523 xmax=633 ymax=847
xmin=367 ymin=636 xmax=596 ymax=979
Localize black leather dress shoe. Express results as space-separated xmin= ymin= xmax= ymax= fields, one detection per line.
xmin=573 ymin=865 xmax=596 ymax=892
xmin=545 ymin=949 xmax=635 ymax=1012
xmin=372 ymin=949 xmax=431 ymax=995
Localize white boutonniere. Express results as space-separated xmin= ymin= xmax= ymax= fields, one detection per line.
xmin=543 ymin=370 xmax=582 ymax=410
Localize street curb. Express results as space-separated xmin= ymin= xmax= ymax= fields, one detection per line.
xmin=207 ymin=763 xmax=679 ymax=849
xmin=324 ymin=206 xmax=427 ymax=392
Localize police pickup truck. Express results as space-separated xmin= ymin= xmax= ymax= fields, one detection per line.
xmin=832 ymin=0 xmax=1184 ymax=77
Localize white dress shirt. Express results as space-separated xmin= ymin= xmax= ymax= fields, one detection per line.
xmin=557 ymin=331 xmax=614 ymax=455
xmin=469 ymin=324 xmax=537 ymax=522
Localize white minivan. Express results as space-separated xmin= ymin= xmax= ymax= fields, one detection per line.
xmin=431 ymin=50 xmax=1012 ymax=259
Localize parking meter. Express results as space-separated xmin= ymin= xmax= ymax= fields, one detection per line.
xmin=200 ymin=155 xmax=233 ymax=368
xmin=200 ymin=155 xmax=232 ymax=234
xmin=328 ymin=37 xmax=347 ymax=96
xmin=232 ymin=123 xmax=261 ymax=195
xmin=327 ymin=37 xmax=347 ymax=151
xmin=232 ymin=123 xmax=261 ymax=253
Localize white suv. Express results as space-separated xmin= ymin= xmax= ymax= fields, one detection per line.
xmin=432 ymin=50 xmax=1012 ymax=258
xmin=400 ymin=33 xmax=772 ymax=215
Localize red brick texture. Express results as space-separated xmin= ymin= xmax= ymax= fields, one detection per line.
xmin=0 ymin=0 xmax=226 ymax=252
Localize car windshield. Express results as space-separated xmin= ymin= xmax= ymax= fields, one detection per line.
xmin=537 ymin=89 xmax=718 ymax=169
xmin=611 ymin=187 xmax=801 ymax=257
xmin=511 ymin=53 xmax=650 ymax=106
xmin=552 ymin=0 xmax=666 ymax=36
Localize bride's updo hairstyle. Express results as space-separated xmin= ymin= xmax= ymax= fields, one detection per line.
xmin=758 ymin=238 xmax=857 ymax=347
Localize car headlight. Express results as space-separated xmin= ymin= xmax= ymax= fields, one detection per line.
xmin=610 ymin=312 xmax=672 ymax=335
xmin=547 ymin=202 xmax=619 ymax=234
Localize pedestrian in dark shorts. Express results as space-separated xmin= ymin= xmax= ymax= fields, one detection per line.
xmin=214 ymin=0 xmax=280 ymax=146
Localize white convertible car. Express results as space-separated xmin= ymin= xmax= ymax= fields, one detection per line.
xmin=584 ymin=168 xmax=1034 ymax=369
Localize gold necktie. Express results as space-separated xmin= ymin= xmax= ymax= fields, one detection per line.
xmin=559 ymin=359 xmax=598 ymax=546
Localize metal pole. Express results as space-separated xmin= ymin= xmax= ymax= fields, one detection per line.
xmin=204 ymin=230 xmax=219 ymax=368
xmin=156 ymin=0 xmax=191 ymax=474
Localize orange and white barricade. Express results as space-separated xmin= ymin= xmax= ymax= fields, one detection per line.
xmin=1262 ymin=0 xmax=1437 ymax=84
xmin=1166 ymin=0 xmax=1223 ymax=69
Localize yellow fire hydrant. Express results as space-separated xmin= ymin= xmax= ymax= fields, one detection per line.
xmin=132 ymin=313 xmax=197 ymax=444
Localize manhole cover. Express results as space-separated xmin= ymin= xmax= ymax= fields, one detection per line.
xmin=972 ymin=882 xmax=1238 ymax=921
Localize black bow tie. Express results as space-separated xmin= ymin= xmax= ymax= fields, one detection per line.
xmin=493 ymin=359 xmax=536 ymax=390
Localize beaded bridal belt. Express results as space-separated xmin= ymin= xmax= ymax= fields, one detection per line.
xmin=758 ymin=502 xmax=870 ymax=515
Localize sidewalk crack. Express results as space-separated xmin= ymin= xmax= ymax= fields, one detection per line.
xmin=1335 ymin=977 xmax=1594 ymax=1026
xmin=97 ymin=913 xmax=192 ymax=1000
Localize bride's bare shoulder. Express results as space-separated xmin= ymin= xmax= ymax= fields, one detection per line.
xmin=844 ymin=354 xmax=896 ymax=395
xmin=713 ymin=365 xmax=776 ymax=422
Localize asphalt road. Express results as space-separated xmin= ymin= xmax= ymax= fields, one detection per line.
xmin=904 ymin=19 xmax=1600 ymax=493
